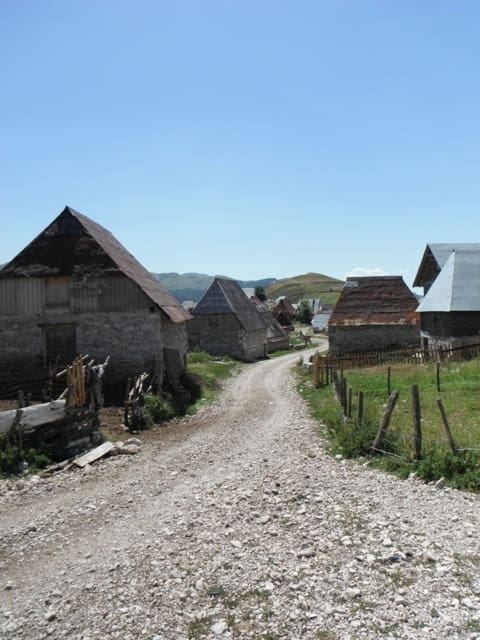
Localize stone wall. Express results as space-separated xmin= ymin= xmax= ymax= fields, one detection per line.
xmin=189 ymin=314 xmax=267 ymax=361
xmin=0 ymin=310 xmax=188 ymax=399
xmin=328 ymin=324 xmax=420 ymax=355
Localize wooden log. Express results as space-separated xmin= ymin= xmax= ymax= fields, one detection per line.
xmin=371 ymin=391 xmax=399 ymax=453
xmin=436 ymin=398 xmax=458 ymax=455
xmin=411 ymin=384 xmax=422 ymax=459
xmin=0 ymin=400 xmax=67 ymax=435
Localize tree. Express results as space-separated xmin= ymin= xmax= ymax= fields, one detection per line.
xmin=254 ymin=285 xmax=267 ymax=301
xmin=295 ymin=300 xmax=313 ymax=324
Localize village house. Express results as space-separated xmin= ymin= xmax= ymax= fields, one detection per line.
xmin=188 ymin=277 xmax=268 ymax=361
xmin=272 ymin=296 xmax=296 ymax=331
xmin=414 ymin=243 xmax=480 ymax=350
xmin=328 ymin=276 xmax=420 ymax=355
xmin=0 ymin=206 xmax=191 ymax=398
xmin=251 ymin=300 xmax=290 ymax=353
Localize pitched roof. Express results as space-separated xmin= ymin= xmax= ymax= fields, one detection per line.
xmin=193 ymin=277 xmax=266 ymax=331
xmin=413 ymin=243 xmax=480 ymax=288
xmin=0 ymin=206 xmax=189 ymax=324
xmin=329 ymin=276 xmax=419 ymax=326
xmin=417 ymin=249 xmax=480 ymax=312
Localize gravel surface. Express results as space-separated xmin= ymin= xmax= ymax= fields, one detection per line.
xmin=1 ymin=345 xmax=480 ymax=640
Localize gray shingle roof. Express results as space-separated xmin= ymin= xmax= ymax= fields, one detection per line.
xmin=193 ymin=278 xmax=266 ymax=331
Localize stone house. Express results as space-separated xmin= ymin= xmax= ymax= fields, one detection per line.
xmin=413 ymin=243 xmax=480 ymax=349
xmin=0 ymin=206 xmax=191 ymax=397
xmin=328 ymin=276 xmax=420 ymax=355
xmin=188 ymin=278 xmax=268 ymax=361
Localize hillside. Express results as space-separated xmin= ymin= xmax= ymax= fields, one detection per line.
xmin=153 ymin=272 xmax=276 ymax=303
xmin=266 ymin=272 xmax=344 ymax=304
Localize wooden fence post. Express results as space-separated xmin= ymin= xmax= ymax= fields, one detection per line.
xmin=357 ymin=391 xmax=364 ymax=428
xmin=411 ymin=384 xmax=422 ymax=459
xmin=436 ymin=362 xmax=441 ymax=393
xmin=387 ymin=366 xmax=391 ymax=397
xmin=313 ymin=352 xmax=320 ymax=388
xmin=436 ymin=398 xmax=458 ymax=455
xmin=340 ymin=377 xmax=347 ymax=415
xmin=372 ymin=391 xmax=399 ymax=453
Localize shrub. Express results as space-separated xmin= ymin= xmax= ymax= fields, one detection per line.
xmin=143 ymin=394 xmax=176 ymax=425
xmin=0 ymin=437 xmax=51 ymax=475
xmin=415 ymin=449 xmax=480 ymax=491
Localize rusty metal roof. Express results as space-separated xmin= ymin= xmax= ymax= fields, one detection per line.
xmin=193 ymin=277 xmax=266 ymax=331
xmin=0 ymin=206 xmax=190 ymax=324
xmin=329 ymin=276 xmax=419 ymax=327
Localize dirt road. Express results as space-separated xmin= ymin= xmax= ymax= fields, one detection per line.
xmin=1 ymin=345 xmax=480 ymax=640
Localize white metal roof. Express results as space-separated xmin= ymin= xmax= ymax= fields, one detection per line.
xmin=417 ymin=248 xmax=480 ymax=312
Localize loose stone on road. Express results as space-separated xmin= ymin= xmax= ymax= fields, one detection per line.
xmin=1 ymin=345 xmax=480 ymax=639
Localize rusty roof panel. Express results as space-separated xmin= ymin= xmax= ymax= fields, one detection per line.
xmin=329 ymin=276 xmax=419 ymax=327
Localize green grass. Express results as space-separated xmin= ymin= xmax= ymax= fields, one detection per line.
xmin=266 ymin=272 xmax=344 ymax=304
xmin=297 ymin=357 xmax=480 ymax=491
xmin=186 ymin=351 xmax=241 ymax=411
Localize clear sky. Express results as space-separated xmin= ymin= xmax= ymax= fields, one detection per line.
xmin=1 ymin=1 xmax=479 ymax=289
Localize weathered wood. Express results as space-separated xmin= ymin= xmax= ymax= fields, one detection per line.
xmin=0 ymin=400 xmax=67 ymax=435
xmin=436 ymin=362 xmax=441 ymax=393
xmin=357 ymin=390 xmax=364 ymax=428
xmin=436 ymin=398 xmax=458 ymax=455
xmin=313 ymin=352 xmax=320 ymax=388
xmin=73 ymin=441 xmax=116 ymax=468
xmin=372 ymin=391 xmax=399 ymax=453
xmin=411 ymin=384 xmax=422 ymax=459
xmin=387 ymin=366 xmax=391 ymax=397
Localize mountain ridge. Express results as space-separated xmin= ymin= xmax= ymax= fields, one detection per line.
xmin=153 ymin=271 xmax=344 ymax=304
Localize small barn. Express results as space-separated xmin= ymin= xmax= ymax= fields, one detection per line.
xmin=328 ymin=276 xmax=420 ymax=355
xmin=273 ymin=297 xmax=296 ymax=331
xmin=414 ymin=244 xmax=480 ymax=349
xmin=188 ymin=278 xmax=268 ymax=361
xmin=0 ymin=206 xmax=191 ymax=397
xmin=253 ymin=302 xmax=290 ymax=352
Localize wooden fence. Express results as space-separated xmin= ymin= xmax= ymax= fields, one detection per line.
xmin=309 ymin=343 xmax=480 ymax=461
xmin=0 ymin=356 xmax=109 ymax=460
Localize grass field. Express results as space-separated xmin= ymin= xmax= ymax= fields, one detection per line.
xmin=266 ymin=272 xmax=344 ymax=304
xmin=297 ymin=356 xmax=480 ymax=491
xmin=186 ymin=351 xmax=241 ymax=410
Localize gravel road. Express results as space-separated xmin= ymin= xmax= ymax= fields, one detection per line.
xmin=1 ymin=346 xmax=480 ymax=640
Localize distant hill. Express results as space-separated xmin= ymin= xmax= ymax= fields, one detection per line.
xmin=152 ymin=272 xmax=277 ymax=303
xmin=266 ymin=272 xmax=344 ymax=304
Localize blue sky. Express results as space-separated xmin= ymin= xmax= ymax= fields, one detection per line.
xmin=1 ymin=1 xmax=479 ymax=289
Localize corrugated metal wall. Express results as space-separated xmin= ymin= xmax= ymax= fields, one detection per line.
xmin=0 ymin=275 xmax=152 ymax=315
xmin=0 ymin=278 xmax=45 ymax=315
xmin=71 ymin=275 xmax=151 ymax=312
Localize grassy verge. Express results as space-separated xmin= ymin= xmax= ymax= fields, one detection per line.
xmin=185 ymin=351 xmax=241 ymax=413
xmin=297 ymin=358 xmax=480 ymax=491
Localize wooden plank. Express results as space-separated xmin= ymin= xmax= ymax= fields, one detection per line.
xmin=73 ymin=441 xmax=116 ymax=468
